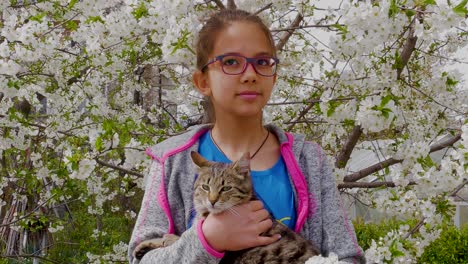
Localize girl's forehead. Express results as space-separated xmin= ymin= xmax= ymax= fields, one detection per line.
xmin=211 ymin=21 xmax=273 ymax=57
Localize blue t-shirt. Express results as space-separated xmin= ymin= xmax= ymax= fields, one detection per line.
xmin=188 ymin=131 xmax=296 ymax=229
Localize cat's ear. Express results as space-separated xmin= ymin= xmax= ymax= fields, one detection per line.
xmin=190 ymin=151 xmax=212 ymax=168
xmin=232 ymin=152 xmax=250 ymax=176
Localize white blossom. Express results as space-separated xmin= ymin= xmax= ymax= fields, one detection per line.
xmin=69 ymin=159 xmax=97 ymax=180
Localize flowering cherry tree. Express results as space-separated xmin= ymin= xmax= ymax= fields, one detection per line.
xmin=0 ymin=0 xmax=467 ymax=263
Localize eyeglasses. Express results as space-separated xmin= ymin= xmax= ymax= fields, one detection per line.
xmin=201 ymin=54 xmax=279 ymax=77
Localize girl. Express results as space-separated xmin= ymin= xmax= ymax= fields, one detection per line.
xmin=128 ymin=9 xmax=365 ymax=264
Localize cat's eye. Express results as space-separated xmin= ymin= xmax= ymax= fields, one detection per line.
xmin=221 ymin=186 xmax=232 ymax=192
xmin=201 ymin=184 xmax=210 ymax=191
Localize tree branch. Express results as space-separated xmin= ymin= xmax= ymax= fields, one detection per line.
xmin=335 ymin=125 xmax=362 ymax=169
xmin=55 ymin=48 xmax=79 ymax=57
xmin=227 ymin=0 xmax=236 ymax=10
xmin=38 ymin=13 xmax=80 ymax=38
xmin=275 ymin=13 xmax=303 ymax=51
xmin=286 ymin=103 xmax=315 ymax=131
xmin=0 ymin=194 xmax=57 ymax=227
xmin=343 ymin=133 xmax=462 ymax=182
xmin=338 ymin=181 xmax=416 ymax=189
xmin=267 ymin=95 xmax=363 ymax=106
xmin=402 ymin=79 xmax=466 ymax=115
xmin=403 ymin=180 xmax=468 ymax=239
xmin=271 ymin=24 xmax=344 ymax=32
xmin=403 ymin=218 xmax=426 ymax=239
xmin=95 ymin=158 xmax=143 ymax=178
xmin=16 ymin=72 xmax=55 ymax=78
xmin=211 ymin=0 xmax=225 ymax=9
xmin=254 ymin=3 xmax=273 ymax=15
xmin=397 ymin=16 xmax=417 ymax=79
xmin=449 ymin=178 xmax=468 ymax=197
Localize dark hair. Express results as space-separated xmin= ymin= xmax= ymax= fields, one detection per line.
xmin=195 ymin=9 xmax=276 ymax=123
xmin=196 ymin=9 xmax=276 ymax=71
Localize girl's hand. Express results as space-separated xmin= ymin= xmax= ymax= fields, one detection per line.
xmin=201 ymin=200 xmax=281 ymax=252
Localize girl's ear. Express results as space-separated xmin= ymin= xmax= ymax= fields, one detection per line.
xmin=192 ymin=70 xmax=211 ymax=96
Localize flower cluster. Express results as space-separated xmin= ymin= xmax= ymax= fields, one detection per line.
xmin=305 ymin=252 xmax=342 ymax=264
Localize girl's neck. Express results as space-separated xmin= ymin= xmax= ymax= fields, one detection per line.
xmin=211 ymin=116 xmax=268 ymax=160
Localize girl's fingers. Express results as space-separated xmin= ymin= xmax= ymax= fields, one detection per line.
xmin=248 ymin=200 xmax=264 ymax=211
xmin=253 ymin=208 xmax=270 ymax=221
xmin=256 ymin=218 xmax=273 ymax=233
xmin=255 ymin=233 xmax=282 ymax=246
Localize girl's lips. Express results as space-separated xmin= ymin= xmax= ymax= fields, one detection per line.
xmin=238 ymin=92 xmax=260 ymax=100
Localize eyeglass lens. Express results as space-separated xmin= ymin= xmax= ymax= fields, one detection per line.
xmin=220 ymin=55 xmax=277 ymax=76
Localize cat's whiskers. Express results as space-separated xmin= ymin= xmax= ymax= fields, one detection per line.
xmin=228 ymin=207 xmax=241 ymax=217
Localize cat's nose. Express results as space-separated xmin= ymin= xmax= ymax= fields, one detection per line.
xmin=209 ymin=193 xmax=218 ymax=206
xmin=209 ymin=199 xmax=216 ymax=206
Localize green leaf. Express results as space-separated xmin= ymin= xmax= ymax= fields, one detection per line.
xmin=326 ymin=100 xmax=342 ymax=117
xmin=417 ymin=155 xmax=436 ymax=170
xmin=64 ymin=20 xmax=79 ymax=31
xmin=170 ymin=30 xmax=195 ymax=55
xmin=95 ymin=136 xmax=103 ymax=152
xmin=102 ymin=119 xmax=114 ymax=136
xmin=132 ymin=2 xmax=148 ymax=19
xmin=446 ymin=76 xmax=459 ymax=87
xmin=371 ymin=104 xmax=393 ymax=119
xmin=331 ymin=24 xmax=348 ymax=35
xmin=424 ymin=0 xmax=437 ymax=5
xmin=381 ymin=108 xmax=392 ymax=119
xmin=392 ymin=50 xmax=404 ymax=70
xmin=343 ymin=119 xmax=355 ymax=127
xmin=389 ymin=0 xmax=399 ymax=18
xmin=68 ymin=0 xmax=79 ymax=10
xmin=381 ymin=95 xmax=393 ymax=107
xmin=7 ymin=79 xmax=20 ymax=89
xmin=453 ymin=0 xmax=468 ymax=16
xmin=85 ymin=16 xmax=104 ymax=24
xmin=389 ymin=239 xmax=405 ymax=258
xmin=29 ymin=12 xmax=47 ymax=23
xmin=405 ymin=9 xmax=416 ymax=18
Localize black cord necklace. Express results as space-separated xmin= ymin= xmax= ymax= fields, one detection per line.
xmin=210 ymin=129 xmax=270 ymax=160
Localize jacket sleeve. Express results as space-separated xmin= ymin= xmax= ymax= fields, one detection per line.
xmin=128 ymin=160 xmax=223 ymax=264
xmin=316 ymin=146 xmax=366 ymax=264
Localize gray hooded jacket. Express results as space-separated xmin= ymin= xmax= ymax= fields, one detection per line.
xmin=128 ymin=124 xmax=365 ymax=263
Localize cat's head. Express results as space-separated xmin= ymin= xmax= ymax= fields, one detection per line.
xmin=191 ymin=151 xmax=253 ymax=217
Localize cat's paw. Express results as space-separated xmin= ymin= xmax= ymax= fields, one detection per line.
xmin=133 ymin=244 xmax=154 ymax=260
xmin=161 ymin=233 xmax=179 ymax=246
xmin=133 ymin=234 xmax=180 ymax=260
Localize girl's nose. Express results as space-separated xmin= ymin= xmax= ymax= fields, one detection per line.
xmin=241 ymin=63 xmax=257 ymax=83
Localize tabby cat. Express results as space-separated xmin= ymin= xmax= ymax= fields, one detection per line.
xmin=133 ymin=151 xmax=320 ymax=263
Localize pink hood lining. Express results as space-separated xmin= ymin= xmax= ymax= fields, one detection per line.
xmin=142 ymin=128 xmax=210 ymax=236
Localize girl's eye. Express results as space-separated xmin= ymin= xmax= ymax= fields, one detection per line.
xmin=256 ymin=58 xmax=271 ymax=66
xmin=202 ymin=184 xmax=210 ymax=191
xmin=221 ymin=186 xmax=232 ymax=192
xmin=222 ymin=58 xmax=239 ymax=66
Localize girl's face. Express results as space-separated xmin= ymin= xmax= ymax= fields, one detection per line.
xmin=194 ymin=21 xmax=277 ymax=120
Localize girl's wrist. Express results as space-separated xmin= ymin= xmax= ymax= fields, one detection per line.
xmin=198 ymin=218 xmax=226 ymax=255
